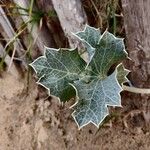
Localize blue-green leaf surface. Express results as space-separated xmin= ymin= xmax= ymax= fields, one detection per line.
xmin=71 ymin=26 xmax=128 ymax=128
xmin=117 ymin=63 xmax=130 ymax=85
xmin=30 ymin=47 xmax=86 ymax=102
xmin=74 ymin=25 xmax=101 ymax=63
xmin=72 ymin=67 xmax=122 ymax=128
xmin=30 ymin=25 xmax=128 ymax=129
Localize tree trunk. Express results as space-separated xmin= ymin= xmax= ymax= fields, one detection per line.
xmin=122 ymin=0 xmax=150 ymax=123
xmin=122 ymin=0 xmax=150 ymax=88
xmin=51 ymin=0 xmax=88 ymax=48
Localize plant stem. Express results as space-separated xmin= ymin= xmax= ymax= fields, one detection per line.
xmin=89 ymin=0 xmax=102 ymax=28
xmin=29 ymin=0 xmax=34 ymax=19
xmin=122 ymin=85 xmax=150 ymax=94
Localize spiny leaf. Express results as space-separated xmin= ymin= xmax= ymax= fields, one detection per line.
xmin=75 ymin=24 xmax=101 ymax=48
xmin=117 ymin=63 xmax=130 ymax=85
xmin=72 ymin=67 xmax=122 ymax=128
xmin=30 ymin=47 xmax=86 ymax=102
xmin=74 ymin=25 xmax=101 ymax=63
xmin=71 ymin=26 xmax=128 ymax=128
xmin=89 ymin=31 xmax=127 ymax=78
xmin=30 ymin=25 xmax=129 ymax=129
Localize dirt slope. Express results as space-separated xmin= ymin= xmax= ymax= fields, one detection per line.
xmin=0 ymin=73 xmax=149 ymax=150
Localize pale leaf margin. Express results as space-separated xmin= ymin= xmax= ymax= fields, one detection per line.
xmin=29 ymin=46 xmax=76 ymax=103
xmin=71 ymin=24 xmax=100 ymax=65
xmin=70 ymin=63 xmax=123 ymax=129
xmin=29 ymin=25 xmax=129 ymax=129
xmin=117 ymin=63 xmax=130 ymax=85
xmin=98 ymin=30 xmax=128 ymax=58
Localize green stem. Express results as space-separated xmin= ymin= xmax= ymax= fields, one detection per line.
xmin=111 ymin=0 xmax=116 ymax=35
xmin=29 ymin=0 xmax=34 ymax=19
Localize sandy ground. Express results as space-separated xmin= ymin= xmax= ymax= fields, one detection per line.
xmin=0 ymin=72 xmax=150 ymax=150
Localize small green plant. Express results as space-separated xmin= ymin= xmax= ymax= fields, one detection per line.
xmin=30 ymin=25 xmax=144 ymax=129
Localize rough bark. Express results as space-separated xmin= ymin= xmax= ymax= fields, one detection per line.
xmin=51 ymin=0 xmax=88 ymax=48
xmin=122 ymin=0 xmax=150 ymax=88
xmin=122 ymin=0 xmax=150 ymax=122
xmin=35 ymin=0 xmax=69 ymax=48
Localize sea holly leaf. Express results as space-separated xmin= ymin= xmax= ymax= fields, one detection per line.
xmin=30 ymin=25 xmax=129 ymax=129
xmin=89 ymin=31 xmax=128 ymax=78
xmin=73 ymin=25 xmax=101 ymax=63
xmin=71 ymin=26 xmax=128 ymax=128
xmin=75 ymin=24 xmax=101 ymax=48
xmin=71 ymin=65 xmax=129 ymax=128
xmin=72 ymin=67 xmax=122 ymax=128
xmin=117 ymin=63 xmax=130 ymax=85
xmin=30 ymin=47 xmax=86 ymax=102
